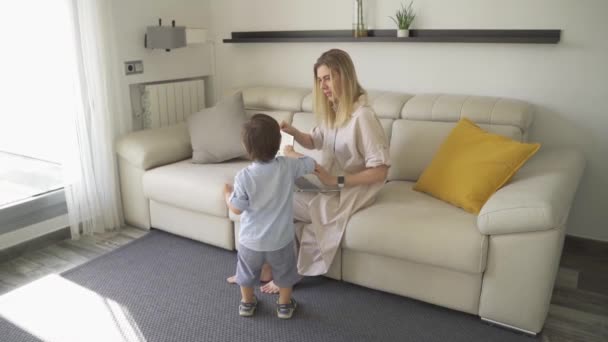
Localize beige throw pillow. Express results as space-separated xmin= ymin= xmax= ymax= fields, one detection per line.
xmin=187 ymin=92 xmax=247 ymax=163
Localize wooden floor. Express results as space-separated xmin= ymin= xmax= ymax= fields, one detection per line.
xmin=0 ymin=227 xmax=147 ymax=295
xmin=0 ymin=227 xmax=606 ymax=341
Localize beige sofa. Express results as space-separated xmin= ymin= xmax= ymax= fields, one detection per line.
xmin=116 ymin=86 xmax=584 ymax=334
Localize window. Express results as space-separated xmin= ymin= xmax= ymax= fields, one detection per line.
xmin=0 ymin=1 xmax=79 ymax=236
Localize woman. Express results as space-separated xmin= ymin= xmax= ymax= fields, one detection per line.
xmin=230 ymin=48 xmax=390 ymax=293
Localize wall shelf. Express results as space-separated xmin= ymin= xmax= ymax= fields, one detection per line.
xmin=223 ymin=29 xmax=561 ymax=44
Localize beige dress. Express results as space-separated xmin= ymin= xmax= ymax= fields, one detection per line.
xmin=294 ymin=104 xmax=391 ymax=276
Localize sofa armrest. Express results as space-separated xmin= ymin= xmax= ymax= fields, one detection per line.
xmin=116 ymin=123 xmax=192 ymax=170
xmin=477 ymin=148 xmax=585 ymax=235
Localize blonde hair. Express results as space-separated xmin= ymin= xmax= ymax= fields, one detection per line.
xmin=313 ymin=49 xmax=366 ymax=128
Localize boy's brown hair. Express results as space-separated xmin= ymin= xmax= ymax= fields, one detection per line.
xmin=241 ymin=113 xmax=281 ymax=162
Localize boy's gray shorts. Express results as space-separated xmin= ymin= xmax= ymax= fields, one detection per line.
xmin=236 ymin=240 xmax=299 ymax=288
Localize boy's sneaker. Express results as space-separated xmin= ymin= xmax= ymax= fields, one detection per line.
xmin=276 ymin=298 xmax=297 ymax=319
xmin=239 ymin=296 xmax=257 ymax=317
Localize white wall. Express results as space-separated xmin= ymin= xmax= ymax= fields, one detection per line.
xmin=110 ymin=0 xmax=213 ymax=119
xmin=209 ymin=0 xmax=608 ymax=241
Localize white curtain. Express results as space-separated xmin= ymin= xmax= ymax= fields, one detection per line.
xmin=64 ymin=0 xmax=130 ymax=238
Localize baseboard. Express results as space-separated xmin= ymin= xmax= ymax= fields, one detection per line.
xmin=480 ymin=317 xmax=537 ymax=336
xmin=0 ymin=227 xmax=70 ymax=263
xmin=564 ymin=235 xmax=608 ymax=257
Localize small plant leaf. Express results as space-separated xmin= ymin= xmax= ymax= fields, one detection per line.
xmin=391 ymin=1 xmax=416 ymax=29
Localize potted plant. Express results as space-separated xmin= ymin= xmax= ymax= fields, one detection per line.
xmin=389 ymin=1 xmax=416 ymax=38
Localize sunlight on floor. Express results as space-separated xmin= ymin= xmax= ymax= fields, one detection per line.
xmin=0 ymin=274 xmax=147 ymax=342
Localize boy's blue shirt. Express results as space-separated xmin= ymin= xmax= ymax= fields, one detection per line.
xmin=229 ymin=156 xmax=315 ymax=251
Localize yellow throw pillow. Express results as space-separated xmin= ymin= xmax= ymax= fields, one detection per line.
xmin=413 ymin=118 xmax=540 ymax=214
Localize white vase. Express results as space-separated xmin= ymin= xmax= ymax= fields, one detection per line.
xmin=397 ymin=29 xmax=409 ymax=38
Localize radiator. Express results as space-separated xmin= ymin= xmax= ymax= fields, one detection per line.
xmin=140 ymin=79 xmax=205 ymax=129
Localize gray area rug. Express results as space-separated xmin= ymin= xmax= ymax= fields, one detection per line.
xmin=0 ymin=230 xmax=539 ymax=341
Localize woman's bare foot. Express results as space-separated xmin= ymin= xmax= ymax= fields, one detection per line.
xmin=227 ymin=263 xmax=271 ymax=284
xmin=260 ymin=280 xmax=280 ymax=294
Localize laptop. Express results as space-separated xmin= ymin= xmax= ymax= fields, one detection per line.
xmin=294 ymin=174 xmax=340 ymax=193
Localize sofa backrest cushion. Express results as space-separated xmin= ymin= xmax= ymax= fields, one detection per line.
xmin=244 ymin=109 xmax=293 ymax=124
xmin=236 ymin=87 xmax=534 ymax=182
xmin=302 ymin=90 xmax=413 ymax=120
xmin=388 ymin=94 xmax=533 ymax=181
xmin=291 ymin=112 xmax=323 ymax=162
xmin=290 ymin=112 xmax=393 ymax=164
xmin=388 ymin=120 xmax=523 ymax=182
xmin=401 ymin=94 xmax=533 ymax=134
xmin=236 ymin=86 xmax=310 ymax=112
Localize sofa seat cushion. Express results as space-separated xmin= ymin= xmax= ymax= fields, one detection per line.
xmin=143 ymin=159 xmax=250 ymax=217
xmin=343 ymin=181 xmax=488 ymax=274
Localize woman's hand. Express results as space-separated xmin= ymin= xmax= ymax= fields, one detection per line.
xmin=280 ymin=121 xmax=298 ymax=136
xmin=314 ymin=164 xmax=336 ymax=187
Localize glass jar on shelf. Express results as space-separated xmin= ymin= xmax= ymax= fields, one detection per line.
xmin=352 ymin=0 xmax=368 ymax=37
